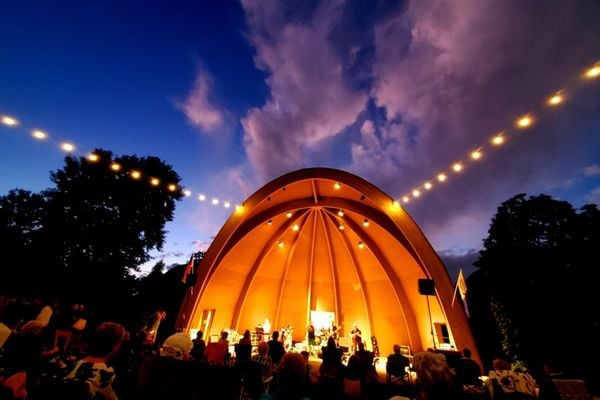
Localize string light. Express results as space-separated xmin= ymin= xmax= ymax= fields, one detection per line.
xmin=337 ymin=210 xmax=344 ymax=217
xmin=2 ymin=60 xmax=599 ymax=212
xmin=363 ymin=219 xmax=369 ymax=227
xmin=110 ymin=162 xmax=121 ymax=172
xmin=286 ymin=212 xmax=293 ymax=218
xmin=1 ymin=116 xmax=18 ymax=126
xmin=395 ymin=60 xmax=599 ymax=204
xmin=292 ymin=224 xmax=299 ymax=231
xmin=32 ymin=130 xmax=47 ymax=140
xmin=130 ymin=170 xmax=142 ymax=179
xmin=358 ymin=241 xmax=364 ymax=249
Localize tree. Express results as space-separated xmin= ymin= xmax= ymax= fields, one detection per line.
xmin=471 ymin=194 xmax=599 ymax=388
xmin=0 ymin=149 xmax=184 ymax=320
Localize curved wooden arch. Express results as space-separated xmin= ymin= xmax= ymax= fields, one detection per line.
xmin=177 ymin=167 xmax=480 ymax=365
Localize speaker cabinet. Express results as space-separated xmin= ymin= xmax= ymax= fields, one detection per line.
xmin=418 ymin=279 xmax=435 ymax=295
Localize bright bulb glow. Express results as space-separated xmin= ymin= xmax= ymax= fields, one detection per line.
xmin=437 ymin=173 xmax=447 ymax=182
xmin=87 ymin=153 xmax=99 ymax=162
xmin=268 ymin=219 xmax=272 ymax=225
xmin=150 ymin=178 xmax=160 ymax=186
xmin=412 ymin=189 xmax=420 ymax=198
xmin=130 ymin=170 xmax=141 ymax=179
xmin=235 ymin=204 xmax=242 ymax=211
xmin=471 ymin=150 xmax=482 ymax=160
xmin=110 ymin=163 xmax=121 ymax=171
xmin=517 ymin=115 xmax=532 ymax=128
xmin=168 ymin=184 xmax=177 ymax=192
xmin=278 ymin=241 xmax=284 ymax=248
xmin=402 ymin=196 xmax=410 ymax=203
xmin=424 ymin=182 xmax=432 ymax=190
xmin=292 ymin=224 xmax=299 ymax=231
xmin=198 ymin=194 xmax=206 ymax=201
xmin=224 ymin=201 xmax=230 ymax=208
xmin=492 ymin=135 xmax=505 ymax=145
xmin=334 ymin=182 xmax=341 ymax=190
xmin=1 ymin=116 xmax=18 ymax=126
xmin=337 ymin=210 xmax=344 ymax=217
xmin=339 ymin=224 xmax=344 ymax=230
xmin=32 ymin=130 xmax=47 ymax=140
xmin=61 ymin=142 xmax=75 ymax=152
xmin=211 ymin=198 xmax=219 ymax=205
xmin=358 ymin=241 xmax=364 ymax=249
xmin=585 ymin=66 xmax=600 ymax=79
xmin=393 ymin=200 xmax=401 ymax=207
xmin=363 ymin=219 xmax=369 ymax=227
xmin=183 ymin=190 xmax=191 ymax=197
xmin=286 ymin=212 xmax=293 ymax=218
xmin=452 ymin=163 xmax=463 ymax=172
xmin=548 ymin=94 xmax=563 ymax=106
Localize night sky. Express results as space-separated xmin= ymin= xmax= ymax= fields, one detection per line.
xmin=2 ymin=0 xmax=600 ymax=278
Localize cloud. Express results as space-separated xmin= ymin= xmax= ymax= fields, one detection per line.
xmin=584 ymin=186 xmax=600 ymax=205
xmin=177 ymin=68 xmax=225 ymax=133
xmin=241 ymin=0 xmax=368 ymax=180
xmin=584 ymin=164 xmax=600 ymax=177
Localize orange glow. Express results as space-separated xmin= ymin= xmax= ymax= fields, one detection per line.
xmin=471 ymin=150 xmax=482 ymax=160
xmin=130 ymin=170 xmax=142 ymax=179
xmin=548 ymin=94 xmax=563 ymax=106
xmin=168 ymin=184 xmax=177 ymax=192
xmin=584 ymin=65 xmax=600 ymax=79
xmin=150 ymin=178 xmax=160 ymax=186
xmin=402 ymin=196 xmax=410 ymax=203
xmin=87 ymin=153 xmax=99 ymax=162
xmin=517 ymin=115 xmax=533 ymax=128
xmin=110 ymin=163 xmax=121 ymax=171
xmin=492 ymin=135 xmax=505 ymax=145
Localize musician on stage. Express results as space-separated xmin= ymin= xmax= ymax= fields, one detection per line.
xmin=351 ymin=323 xmax=362 ymax=353
xmin=307 ymin=322 xmax=316 ymax=354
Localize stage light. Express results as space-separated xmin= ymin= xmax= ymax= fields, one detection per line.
xmin=358 ymin=241 xmax=364 ymax=249
xmin=268 ymin=219 xmax=272 ymax=225
xmin=224 ymin=201 xmax=230 ymax=208
xmin=286 ymin=212 xmax=293 ymax=218
xmin=402 ymin=196 xmax=410 ymax=203
xmin=334 ymin=182 xmax=341 ymax=190
xmin=363 ymin=219 xmax=369 ymax=227
xmin=32 ymin=130 xmax=47 ymax=140
xmin=338 ymin=210 xmax=344 ymax=217
xmin=292 ymin=224 xmax=299 ymax=231
xmin=278 ymin=240 xmax=284 ymax=248
xmin=339 ymin=224 xmax=344 ymax=230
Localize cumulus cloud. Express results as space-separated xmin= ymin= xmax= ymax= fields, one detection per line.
xmin=177 ymin=68 xmax=225 ymax=133
xmin=241 ymin=0 xmax=368 ymax=180
xmin=238 ymin=0 xmax=600 ymax=252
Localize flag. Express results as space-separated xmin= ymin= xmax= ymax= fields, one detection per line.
xmin=457 ymin=268 xmax=468 ymax=301
xmin=451 ymin=268 xmax=470 ymax=317
xmin=181 ymin=255 xmax=194 ymax=284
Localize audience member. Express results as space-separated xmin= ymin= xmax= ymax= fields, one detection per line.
xmin=411 ymin=351 xmax=462 ymax=400
xmin=268 ymin=331 xmax=286 ymax=365
xmin=487 ymin=358 xmax=536 ymax=399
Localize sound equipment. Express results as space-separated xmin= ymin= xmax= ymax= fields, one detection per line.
xmin=371 ymin=336 xmax=380 ymax=357
xmin=418 ymin=278 xmax=435 ymax=295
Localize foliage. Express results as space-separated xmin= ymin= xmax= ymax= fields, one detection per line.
xmin=0 ymin=149 xmax=183 ymax=319
xmin=470 ymin=193 xmax=600 ymax=388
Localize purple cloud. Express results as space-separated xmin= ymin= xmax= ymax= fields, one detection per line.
xmin=177 ymin=68 xmax=225 ymax=133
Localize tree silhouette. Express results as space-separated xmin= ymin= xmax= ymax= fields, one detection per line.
xmin=0 ymin=149 xmax=183 ymax=320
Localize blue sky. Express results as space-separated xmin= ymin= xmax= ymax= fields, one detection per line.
xmin=2 ymin=1 xmax=600 ymax=278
